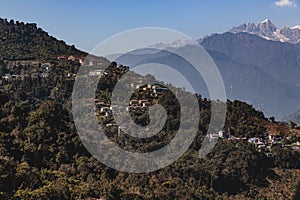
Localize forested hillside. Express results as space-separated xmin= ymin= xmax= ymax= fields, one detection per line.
xmin=0 ymin=18 xmax=86 ymax=60
xmin=0 ymin=19 xmax=299 ymax=199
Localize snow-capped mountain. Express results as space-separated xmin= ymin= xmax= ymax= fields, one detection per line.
xmin=229 ymin=19 xmax=300 ymax=44
xmin=291 ymin=25 xmax=300 ymax=30
xmin=150 ymin=39 xmax=197 ymax=49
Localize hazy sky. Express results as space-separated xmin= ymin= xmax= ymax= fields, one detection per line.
xmin=0 ymin=0 xmax=299 ymax=52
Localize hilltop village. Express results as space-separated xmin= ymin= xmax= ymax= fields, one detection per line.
xmin=1 ymin=56 xmax=299 ymax=158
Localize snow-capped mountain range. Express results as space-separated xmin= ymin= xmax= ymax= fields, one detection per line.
xmin=149 ymin=39 xmax=197 ymax=49
xmin=150 ymin=19 xmax=300 ymax=49
xmin=116 ymin=19 xmax=300 ymax=120
xmin=229 ymin=19 xmax=300 ymax=44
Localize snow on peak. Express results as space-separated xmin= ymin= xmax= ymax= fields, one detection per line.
xmin=150 ymin=39 xmax=197 ymax=49
xmin=260 ymin=18 xmax=271 ymax=24
xmin=229 ymin=19 xmax=300 ymax=44
xmin=291 ymin=25 xmax=300 ymax=30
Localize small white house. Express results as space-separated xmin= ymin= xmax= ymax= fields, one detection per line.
xmin=129 ymin=100 xmax=139 ymax=106
xmin=2 ymin=74 xmax=12 ymax=81
xmin=142 ymin=101 xmax=151 ymax=107
xmin=100 ymin=106 xmax=112 ymax=113
xmin=89 ymin=70 xmax=104 ymax=76
xmin=218 ymin=131 xmax=227 ymax=138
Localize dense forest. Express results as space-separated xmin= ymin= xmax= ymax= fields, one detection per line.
xmin=0 ymin=18 xmax=86 ymax=60
xmin=0 ymin=19 xmax=299 ymax=199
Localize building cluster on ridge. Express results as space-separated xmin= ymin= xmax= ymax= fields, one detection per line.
xmin=95 ymin=83 xmax=169 ymax=117
xmin=209 ymin=130 xmax=300 ymax=156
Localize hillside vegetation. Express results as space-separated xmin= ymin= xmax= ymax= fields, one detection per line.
xmin=0 ymin=18 xmax=86 ymax=60
xmin=0 ymin=19 xmax=299 ymax=199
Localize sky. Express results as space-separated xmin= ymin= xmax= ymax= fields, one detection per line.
xmin=0 ymin=0 xmax=299 ymax=52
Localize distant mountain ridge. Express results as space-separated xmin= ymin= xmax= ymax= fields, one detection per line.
xmin=200 ymin=32 xmax=300 ymax=120
xmin=115 ymin=24 xmax=300 ymax=120
xmin=229 ymin=19 xmax=300 ymax=44
xmin=200 ymin=32 xmax=300 ymax=86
